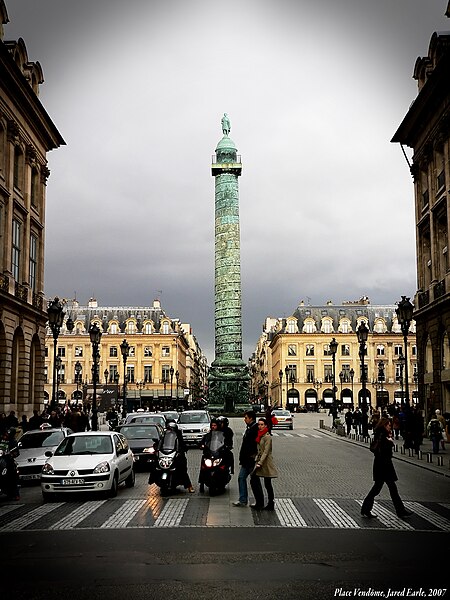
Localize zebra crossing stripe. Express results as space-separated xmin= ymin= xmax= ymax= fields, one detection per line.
xmin=310 ymin=434 xmax=323 ymax=438
xmin=0 ymin=502 xmax=64 ymax=531
xmin=154 ymin=498 xmax=189 ymax=527
xmin=404 ymin=502 xmax=450 ymax=531
xmin=355 ymin=500 xmax=414 ymax=530
xmin=49 ymin=500 xmax=107 ymax=530
xmin=314 ymin=498 xmax=359 ymax=528
xmin=101 ymin=499 xmax=147 ymax=529
xmin=275 ymin=498 xmax=307 ymax=527
xmin=298 ymin=434 xmax=308 ymax=438
xmin=284 ymin=433 xmax=294 ymax=437
xmin=0 ymin=504 xmax=23 ymax=518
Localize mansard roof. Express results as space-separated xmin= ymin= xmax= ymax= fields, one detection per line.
xmin=66 ymin=302 xmax=178 ymax=334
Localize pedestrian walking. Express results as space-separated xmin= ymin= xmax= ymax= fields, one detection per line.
xmin=254 ymin=417 xmax=278 ymax=510
xmin=435 ymin=409 xmax=446 ymax=451
xmin=427 ymin=412 xmax=444 ymax=454
xmin=232 ymin=410 xmax=263 ymax=508
xmin=352 ymin=407 xmax=362 ymax=434
xmin=361 ymin=417 xmax=412 ymax=519
xmin=344 ymin=409 xmax=353 ymax=435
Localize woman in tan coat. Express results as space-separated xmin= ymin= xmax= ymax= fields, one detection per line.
xmin=254 ymin=417 xmax=278 ymax=510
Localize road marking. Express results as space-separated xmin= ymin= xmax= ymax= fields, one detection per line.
xmin=275 ymin=498 xmax=307 ymax=527
xmin=0 ymin=505 xmax=23 ymax=517
xmin=405 ymin=501 xmax=450 ymax=531
xmin=284 ymin=433 xmax=294 ymax=437
xmin=310 ymin=434 xmax=324 ymax=438
xmin=0 ymin=503 xmax=64 ymax=531
xmin=154 ymin=498 xmax=189 ymax=527
xmin=314 ymin=498 xmax=359 ymax=528
xmin=49 ymin=500 xmax=107 ymax=530
xmin=298 ymin=434 xmax=308 ymax=438
xmin=355 ymin=500 xmax=414 ymax=530
xmin=100 ymin=499 xmax=147 ymax=529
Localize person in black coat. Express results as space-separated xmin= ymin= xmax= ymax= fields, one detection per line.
xmin=361 ymin=417 xmax=412 ymax=519
xmin=232 ymin=410 xmax=263 ymax=508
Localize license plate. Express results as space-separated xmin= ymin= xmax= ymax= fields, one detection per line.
xmin=62 ymin=478 xmax=84 ymax=485
xmin=21 ymin=474 xmax=41 ymax=480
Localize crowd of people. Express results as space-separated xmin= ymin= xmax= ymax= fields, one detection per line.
xmin=0 ymin=404 xmax=92 ymax=437
xmin=337 ymin=403 xmax=449 ymax=455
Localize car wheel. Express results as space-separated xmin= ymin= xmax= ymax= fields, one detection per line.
xmin=109 ymin=473 xmax=118 ymax=498
xmin=125 ymin=468 xmax=135 ymax=488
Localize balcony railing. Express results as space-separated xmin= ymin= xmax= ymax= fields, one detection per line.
xmin=15 ymin=282 xmax=28 ymax=302
xmin=0 ymin=273 xmax=9 ymax=292
xmin=418 ymin=290 xmax=430 ymax=308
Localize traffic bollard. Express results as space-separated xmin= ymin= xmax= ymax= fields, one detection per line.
xmin=426 ymin=453 xmax=433 ymax=463
xmin=418 ymin=450 xmax=423 ymax=460
xmin=437 ymin=456 xmax=443 ymax=466
xmin=400 ymin=446 xmax=405 ymax=454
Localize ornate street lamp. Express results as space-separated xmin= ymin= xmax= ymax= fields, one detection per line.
xmin=89 ymin=323 xmax=102 ymax=431
xmin=398 ymin=354 xmax=405 ymax=406
xmin=377 ymin=360 xmax=385 ymax=408
xmin=114 ymin=372 xmax=120 ymax=408
xmin=55 ymin=355 xmax=62 ymax=406
xmin=75 ymin=360 xmax=82 ymax=405
xmin=278 ymin=369 xmax=283 ymax=408
xmin=339 ymin=370 xmax=344 ymax=401
xmin=47 ymin=297 xmax=65 ymax=410
xmin=396 ymin=296 xmax=414 ymax=407
xmin=169 ymin=366 xmax=174 ymax=409
xmin=104 ymin=369 xmax=109 ymax=387
xmin=175 ymin=370 xmax=179 ymax=411
xmin=349 ymin=368 xmax=355 ymax=408
xmin=120 ymin=339 xmax=130 ymax=417
xmin=356 ymin=321 xmax=369 ymax=409
xmin=330 ymin=337 xmax=338 ymax=411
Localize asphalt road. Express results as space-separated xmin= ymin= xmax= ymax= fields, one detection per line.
xmin=2 ymin=414 xmax=449 ymax=600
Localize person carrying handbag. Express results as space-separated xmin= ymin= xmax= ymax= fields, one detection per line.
xmin=253 ymin=417 xmax=278 ymax=511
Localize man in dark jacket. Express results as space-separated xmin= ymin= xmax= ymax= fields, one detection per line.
xmin=232 ymin=410 xmax=263 ymax=508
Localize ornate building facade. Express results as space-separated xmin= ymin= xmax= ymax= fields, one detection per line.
xmin=249 ymin=298 xmax=417 ymax=411
xmin=392 ymin=7 xmax=450 ymax=415
xmin=44 ymin=298 xmax=208 ymax=412
xmin=0 ymin=2 xmax=64 ymax=414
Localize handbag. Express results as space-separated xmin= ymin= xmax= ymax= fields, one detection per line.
xmin=370 ymin=438 xmax=380 ymax=454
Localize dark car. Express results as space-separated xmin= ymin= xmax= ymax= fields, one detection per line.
xmin=116 ymin=423 xmax=163 ymax=469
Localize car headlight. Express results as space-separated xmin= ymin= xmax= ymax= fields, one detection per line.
xmin=93 ymin=461 xmax=110 ymax=474
xmin=213 ymin=458 xmax=222 ymax=467
xmin=204 ymin=458 xmax=213 ymax=467
xmin=201 ymin=426 xmax=210 ymax=433
xmin=143 ymin=447 xmax=155 ymax=454
xmin=42 ymin=463 xmax=54 ymax=475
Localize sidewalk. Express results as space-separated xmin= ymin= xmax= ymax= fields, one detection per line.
xmin=317 ymin=420 xmax=450 ymax=478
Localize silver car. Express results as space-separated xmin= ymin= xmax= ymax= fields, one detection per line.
xmin=16 ymin=426 xmax=73 ymax=482
xmin=177 ymin=410 xmax=211 ymax=446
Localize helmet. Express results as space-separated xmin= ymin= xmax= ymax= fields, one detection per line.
xmin=166 ymin=421 xmax=178 ymax=431
xmin=217 ymin=416 xmax=229 ymax=428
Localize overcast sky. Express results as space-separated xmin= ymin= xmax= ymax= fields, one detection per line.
xmin=5 ymin=0 xmax=449 ymax=362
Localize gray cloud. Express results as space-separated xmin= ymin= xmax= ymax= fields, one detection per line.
xmin=5 ymin=0 xmax=448 ymax=361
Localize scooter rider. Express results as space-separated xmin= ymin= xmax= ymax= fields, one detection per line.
xmin=163 ymin=421 xmax=194 ymax=493
xmin=0 ymin=428 xmax=20 ymax=500
xmin=217 ymin=416 xmax=234 ymax=474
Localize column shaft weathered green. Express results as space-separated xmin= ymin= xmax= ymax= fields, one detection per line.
xmin=208 ymin=115 xmax=250 ymax=412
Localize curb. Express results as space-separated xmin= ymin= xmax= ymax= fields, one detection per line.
xmin=316 ymin=425 xmax=450 ymax=478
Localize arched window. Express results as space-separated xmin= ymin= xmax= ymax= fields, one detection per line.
xmin=127 ymin=320 xmax=136 ymax=334
xmin=162 ymin=322 xmax=169 ymax=334
xmin=374 ymin=319 xmax=386 ymax=334
xmin=442 ymin=332 xmax=450 ymax=370
xmin=425 ymin=338 xmax=433 ymax=374
xmin=376 ymin=344 xmax=385 ymax=356
xmin=144 ymin=322 xmax=152 ymax=334
xmin=287 ymin=320 xmax=296 ymax=334
xmin=302 ymin=318 xmax=316 ymax=334
xmin=321 ymin=318 xmax=333 ymax=334
xmin=338 ymin=319 xmax=351 ymax=334
xmin=109 ymin=323 xmax=118 ymax=334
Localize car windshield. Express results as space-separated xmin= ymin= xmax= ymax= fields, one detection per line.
xmin=55 ymin=435 xmax=113 ymax=456
xmin=274 ymin=410 xmax=290 ymax=416
xmin=119 ymin=426 xmax=159 ymax=440
xmin=20 ymin=431 xmax=65 ymax=449
xmin=130 ymin=416 xmax=165 ymax=425
xmin=178 ymin=413 xmax=209 ymax=424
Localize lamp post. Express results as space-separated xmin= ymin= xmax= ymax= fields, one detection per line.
xmin=278 ymin=369 xmax=283 ymax=408
xmin=47 ymin=297 xmax=65 ymax=410
xmin=339 ymin=370 xmax=344 ymax=403
xmin=136 ymin=381 xmax=144 ymax=408
xmin=357 ymin=321 xmax=369 ymax=437
xmin=313 ymin=378 xmax=322 ymax=411
xmin=377 ymin=360 xmax=385 ymax=408
xmin=398 ymin=354 xmax=405 ymax=406
xmin=349 ymin=368 xmax=355 ymax=408
xmin=169 ymin=366 xmax=174 ymax=410
xmin=120 ymin=339 xmax=130 ymax=417
xmin=114 ymin=372 xmax=120 ymax=409
xmin=104 ymin=369 xmax=109 ymax=388
xmin=175 ymin=370 xmax=179 ymax=411
xmin=284 ymin=366 xmax=289 ymax=410
xmin=330 ymin=337 xmax=338 ymax=413
xmin=89 ymin=323 xmax=102 ymax=431
xmin=75 ymin=360 xmax=82 ymax=406
xmin=396 ymin=296 xmax=414 ymax=408
xmin=55 ymin=356 xmax=62 ymax=407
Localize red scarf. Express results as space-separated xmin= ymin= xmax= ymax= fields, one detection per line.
xmin=256 ymin=427 xmax=268 ymax=443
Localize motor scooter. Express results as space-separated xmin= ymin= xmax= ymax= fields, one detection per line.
xmin=199 ymin=430 xmax=231 ymax=495
xmin=148 ymin=430 xmax=186 ymax=496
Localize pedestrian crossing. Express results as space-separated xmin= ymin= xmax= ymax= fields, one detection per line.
xmin=0 ymin=497 xmax=448 ymax=532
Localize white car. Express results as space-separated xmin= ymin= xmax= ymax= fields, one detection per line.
xmin=272 ymin=409 xmax=294 ymax=430
xmin=16 ymin=426 xmax=73 ymax=482
xmin=177 ymin=410 xmax=211 ymax=445
xmin=41 ymin=431 xmax=135 ymax=501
